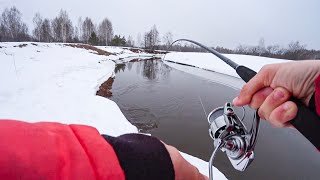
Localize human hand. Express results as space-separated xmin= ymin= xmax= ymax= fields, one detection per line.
xmin=163 ymin=143 xmax=209 ymax=180
xmin=233 ymin=60 xmax=320 ymax=127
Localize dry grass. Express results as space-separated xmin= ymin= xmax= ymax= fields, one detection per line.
xmin=13 ymin=44 xmax=28 ymax=48
xmin=66 ymin=44 xmax=114 ymax=56
xmin=96 ymin=77 xmax=114 ymax=98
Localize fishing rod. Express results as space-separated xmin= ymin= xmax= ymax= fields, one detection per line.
xmin=164 ymin=39 xmax=320 ymax=179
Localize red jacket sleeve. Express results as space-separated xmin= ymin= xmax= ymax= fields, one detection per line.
xmin=315 ymin=74 xmax=320 ymax=116
xmin=0 ymin=120 xmax=125 ymax=180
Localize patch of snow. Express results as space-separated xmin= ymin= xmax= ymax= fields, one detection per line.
xmin=96 ymin=46 xmax=161 ymax=63
xmin=181 ymin=152 xmax=227 ymax=180
xmin=164 ymin=61 xmax=244 ymax=90
xmin=164 ymin=52 xmax=290 ymax=79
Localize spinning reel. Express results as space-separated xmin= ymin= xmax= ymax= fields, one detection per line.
xmin=207 ymin=103 xmax=260 ymax=179
xmin=167 ymin=39 xmax=320 ymax=180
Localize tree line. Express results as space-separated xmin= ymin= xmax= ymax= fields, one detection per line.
xmin=0 ymin=6 xmax=114 ymax=46
xmin=215 ymin=39 xmax=320 ymax=60
xmin=0 ymin=6 xmax=319 ymax=60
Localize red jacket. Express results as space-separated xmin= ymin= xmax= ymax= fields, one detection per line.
xmin=0 ymin=120 xmax=125 ymax=180
xmin=315 ymin=74 xmax=320 ymax=116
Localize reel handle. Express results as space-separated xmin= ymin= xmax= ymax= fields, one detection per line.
xmin=236 ymin=65 xmax=320 ymax=149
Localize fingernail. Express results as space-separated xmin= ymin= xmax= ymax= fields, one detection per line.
xmin=273 ymin=90 xmax=284 ymax=100
xmin=283 ymin=103 xmax=290 ymax=110
xmin=283 ymin=103 xmax=296 ymax=120
xmin=233 ymin=97 xmax=239 ymax=105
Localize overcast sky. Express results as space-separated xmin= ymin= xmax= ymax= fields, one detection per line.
xmin=1 ymin=0 xmax=319 ymax=49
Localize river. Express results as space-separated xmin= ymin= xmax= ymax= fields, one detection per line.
xmin=108 ymin=59 xmax=320 ymax=180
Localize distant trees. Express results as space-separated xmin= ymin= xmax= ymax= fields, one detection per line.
xmin=111 ymin=35 xmax=126 ymax=46
xmin=98 ymin=18 xmax=113 ymax=45
xmin=0 ymin=6 xmax=319 ymax=60
xmin=40 ymin=19 xmax=52 ymax=42
xmin=88 ymin=32 xmax=99 ymax=45
xmin=0 ymin=6 xmax=117 ymax=46
xmin=51 ymin=10 xmax=73 ymax=42
xmin=232 ymin=40 xmax=314 ymax=60
xmin=126 ymin=35 xmax=134 ymax=47
xmin=0 ymin=6 xmax=29 ymax=41
xmin=82 ymin=17 xmax=95 ymax=44
xmin=162 ymin=32 xmax=173 ymax=48
xmin=32 ymin=13 xmax=43 ymax=42
xmin=144 ymin=25 xmax=160 ymax=50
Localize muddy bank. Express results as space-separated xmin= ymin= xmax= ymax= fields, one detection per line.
xmin=129 ymin=57 xmax=160 ymax=62
xmin=66 ymin=44 xmax=113 ymax=56
xmin=96 ymin=77 xmax=114 ymax=98
xmin=126 ymin=47 xmax=167 ymax=54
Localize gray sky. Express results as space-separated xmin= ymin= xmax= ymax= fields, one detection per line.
xmin=1 ymin=0 xmax=319 ymax=49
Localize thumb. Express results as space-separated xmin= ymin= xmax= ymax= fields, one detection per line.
xmin=234 ymin=65 xmax=276 ymax=106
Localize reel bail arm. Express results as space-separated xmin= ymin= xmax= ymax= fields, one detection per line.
xmin=207 ymin=103 xmax=260 ymax=178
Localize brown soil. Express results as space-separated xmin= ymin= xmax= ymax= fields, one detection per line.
xmin=126 ymin=47 xmax=167 ymax=55
xmin=127 ymin=48 xmax=143 ymax=53
xmin=14 ymin=44 xmax=28 ymax=48
xmin=96 ymin=77 xmax=114 ymax=98
xmin=66 ymin=44 xmax=114 ymax=56
xmin=129 ymin=57 xmax=161 ymax=62
xmin=144 ymin=49 xmax=167 ymax=54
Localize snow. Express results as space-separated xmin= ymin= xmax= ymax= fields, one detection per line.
xmin=98 ymin=45 xmax=163 ymax=62
xmin=163 ymin=52 xmax=290 ymax=79
xmin=0 ymin=42 xmax=227 ymax=179
xmin=181 ymin=152 xmax=226 ymax=180
xmin=164 ymin=61 xmax=245 ymax=90
xmin=0 ymin=42 xmax=137 ymax=136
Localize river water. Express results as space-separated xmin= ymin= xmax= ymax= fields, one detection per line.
xmin=109 ymin=59 xmax=320 ymax=180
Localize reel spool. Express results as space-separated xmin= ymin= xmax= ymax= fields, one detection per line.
xmin=207 ymin=103 xmax=260 ymax=179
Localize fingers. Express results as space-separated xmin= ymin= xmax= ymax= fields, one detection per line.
xmin=163 ymin=143 xmax=209 ymax=180
xmin=258 ymin=87 xmax=298 ymax=127
xmin=249 ymin=87 xmax=273 ymax=109
xmin=233 ymin=65 xmax=277 ymax=106
xmin=268 ymin=101 xmax=298 ymax=128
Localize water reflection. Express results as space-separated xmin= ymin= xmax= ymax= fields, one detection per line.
xmin=116 ymin=59 xmax=171 ymax=81
xmin=115 ymin=63 xmax=126 ymax=73
xmin=143 ymin=60 xmax=158 ymax=80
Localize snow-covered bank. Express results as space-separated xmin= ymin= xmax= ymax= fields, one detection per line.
xmin=98 ymin=46 xmax=163 ymax=63
xmin=164 ymin=52 xmax=290 ymax=79
xmin=0 ymin=42 xmax=227 ymax=179
xmin=0 ymin=42 xmax=137 ymax=136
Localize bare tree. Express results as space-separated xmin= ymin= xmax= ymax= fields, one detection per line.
xmin=51 ymin=9 xmax=73 ymax=42
xmin=60 ymin=10 xmax=73 ymax=43
xmin=0 ymin=6 xmax=29 ymax=41
xmin=285 ymin=41 xmax=307 ymax=60
xmin=126 ymin=35 xmax=134 ymax=47
xmin=33 ymin=12 xmax=43 ymax=42
xmin=82 ymin=17 xmax=95 ymax=44
xmin=163 ymin=31 xmax=173 ymax=48
xmin=98 ymin=18 xmax=113 ymax=45
xmin=77 ymin=17 xmax=83 ymax=42
xmin=40 ymin=18 xmax=52 ymax=42
xmin=257 ymin=38 xmax=266 ymax=56
xmin=144 ymin=25 xmax=160 ymax=50
xmin=73 ymin=26 xmax=79 ymax=42
xmin=136 ymin=33 xmax=142 ymax=47
xmin=0 ymin=15 xmax=7 ymax=41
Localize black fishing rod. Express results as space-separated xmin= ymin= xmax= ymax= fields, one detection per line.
xmin=165 ymin=39 xmax=320 ymax=150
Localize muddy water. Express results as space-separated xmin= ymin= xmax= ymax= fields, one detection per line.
xmin=109 ymin=60 xmax=320 ymax=180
